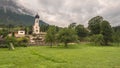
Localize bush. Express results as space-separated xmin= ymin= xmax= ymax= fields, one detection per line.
xmin=5 ymin=36 xmax=29 ymax=47
xmin=5 ymin=36 xmax=17 ymax=44
xmin=5 ymin=36 xmax=16 ymax=49
xmin=16 ymin=37 xmax=29 ymax=47
xmin=90 ymin=34 xmax=104 ymax=45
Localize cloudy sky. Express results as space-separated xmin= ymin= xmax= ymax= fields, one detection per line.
xmin=15 ymin=0 xmax=120 ymax=27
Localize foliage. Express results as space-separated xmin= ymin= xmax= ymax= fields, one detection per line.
xmin=5 ymin=36 xmax=29 ymax=47
xmin=0 ymin=29 xmax=9 ymax=38
xmin=68 ymin=23 xmax=76 ymax=29
xmin=88 ymin=16 xmax=113 ymax=45
xmin=88 ymin=16 xmax=103 ymax=34
xmin=16 ymin=37 xmax=29 ymax=47
xmin=57 ymin=28 xmax=78 ymax=47
xmin=112 ymin=27 xmax=120 ymax=45
xmin=45 ymin=26 xmax=57 ymax=47
xmin=75 ymin=24 xmax=88 ymax=41
xmin=5 ymin=36 xmax=16 ymax=49
xmin=101 ymin=20 xmax=113 ymax=45
xmin=40 ymin=24 xmax=49 ymax=32
xmin=90 ymin=34 xmax=104 ymax=45
xmin=5 ymin=36 xmax=17 ymax=44
xmin=16 ymin=37 xmax=29 ymax=43
xmin=113 ymin=26 xmax=120 ymax=32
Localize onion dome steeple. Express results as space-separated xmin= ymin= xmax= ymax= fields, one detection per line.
xmin=35 ymin=14 xmax=40 ymax=18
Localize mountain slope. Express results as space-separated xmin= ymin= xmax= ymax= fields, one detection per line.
xmin=0 ymin=9 xmax=31 ymax=25
xmin=0 ymin=0 xmax=48 ymax=26
xmin=0 ymin=9 xmax=48 ymax=26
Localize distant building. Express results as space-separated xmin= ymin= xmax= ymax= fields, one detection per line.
xmin=18 ymin=30 xmax=25 ymax=35
xmin=29 ymin=14 xmax=46 ymax=45
xmin=15 ymin=30 xmax=25 ymax=38
xmin=8 ymin=14 xmax=47 ymax=45
xmin=33 ymin=14 xmax=40 ymax=34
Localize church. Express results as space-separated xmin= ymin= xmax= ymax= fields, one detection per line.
xmin=13 ymin=14 xmax=46 ymax=45
xmin=30 ymin=14 xmax=46 ymax=45
xmin=33 ymin=14 xmax=40 ymax=34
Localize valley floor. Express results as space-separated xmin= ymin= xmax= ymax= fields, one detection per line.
xmin=0 ymin=43 xmax=120 ymax=68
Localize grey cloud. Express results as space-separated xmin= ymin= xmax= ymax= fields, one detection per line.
xmin=16 ymin=0 xmax=120 ymax=27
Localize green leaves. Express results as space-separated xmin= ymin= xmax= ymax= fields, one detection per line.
xmin=75 ymin=24 xmax=88 ymax=40
xmin=101 ymin=20 xmax=113 ymax=45
xmin=88 ymin=16 xmax=103 ymax=34
xmin=57 ymin=28 xmax=78 ymax=47
xmin=90 ymin=34 xmax=104 ymax=45
xmin=45 ymin=26 xmax=57 ymax=47
xmin=88 ymin=16 xmax=113 ymax=45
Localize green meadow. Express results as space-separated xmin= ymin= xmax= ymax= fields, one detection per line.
xmin=0 ymin=43 xmax=120 ymax=68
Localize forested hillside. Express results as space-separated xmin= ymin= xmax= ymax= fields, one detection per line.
xmin=0 ymin=9 xmax=48 ymax=26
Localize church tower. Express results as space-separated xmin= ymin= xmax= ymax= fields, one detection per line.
xmin=33 ymin=14 xmax=40 ymax=34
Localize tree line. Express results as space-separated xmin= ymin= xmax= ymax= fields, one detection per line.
xmin=0 ymin=16 xmax=120 ymax=48
xmin=45 ymin=16 xmax=120 ymax=47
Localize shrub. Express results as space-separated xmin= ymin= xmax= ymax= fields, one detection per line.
xmin=90 ymin=34 xmax=104 ymax=45
xmin=16 ymin=37 xmax=29 ymax=47
xmin=5 ymin=36 xmax=16 ymax=49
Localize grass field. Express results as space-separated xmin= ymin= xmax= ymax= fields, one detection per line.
xmin=0 ymin=43 xmax=120 ymax=68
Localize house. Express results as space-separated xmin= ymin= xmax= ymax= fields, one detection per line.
xmin=15 ymin=30 xmax=25 ymax=38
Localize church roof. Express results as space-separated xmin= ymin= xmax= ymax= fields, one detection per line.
xmin=35 ymin=14 xmax=40 ymax=18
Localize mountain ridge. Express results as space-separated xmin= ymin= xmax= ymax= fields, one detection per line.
xmin=0 ymin=0 xmax=48 ymax=26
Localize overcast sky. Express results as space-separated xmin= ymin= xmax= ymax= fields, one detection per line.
xmin=15 ymin=0 xmax=120 ymax=27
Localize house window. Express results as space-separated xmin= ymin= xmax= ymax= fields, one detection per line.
xmin=20 ymin=32 xmax=23 ymax=33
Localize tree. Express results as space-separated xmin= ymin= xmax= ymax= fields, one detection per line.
xmin=7 ymin=24 xmax=14 ymax=32
xmin=28 ymin=26 xmax=33 ymax=34
xmin=112 ymin=26 xmax=120 ymax=45
xmin=101 ymin=20 xmax=113 ymax=45
xmin=57 ymin=28 xmax=78 ymax=47
xmin=40 ymin=24 xmax=49 ymax=32
xmin=90 ymin=34 xmax=104 ymax=45
xmin=75 ymin=24 xmax=88 ymax=41
xmin=0 ymin=29 xmax=9 ymax=38
xmin=16 ymin=37 xmax=29 ymax=47
xmin=45 ymin=26 xmax=56 ymax=47
xmin=112 ymin=30 xmax=120 ymax=45
xmin=88 ymin=16 xmax=103 ymax=34
xmin=5 ymin=36 xmax=16 ymax=50
xmin=68 ymin=23 xmax=76 ymax=29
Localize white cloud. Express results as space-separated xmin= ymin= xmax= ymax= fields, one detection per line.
xmin=15 ymin=0 xmax=120 ymax=27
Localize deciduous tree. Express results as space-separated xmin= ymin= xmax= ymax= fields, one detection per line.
xmin=57 ymin=28 xmax=78 ymax=47
xmin=101 ymin=20 xmax=113 ymax=45
xmin=88 ymin=16 xmax=103 ymax=34
xmin=45 ymin=26 xmax=56 ymax=47
xmin=75 ymin=24 xmax=88 ymax=41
